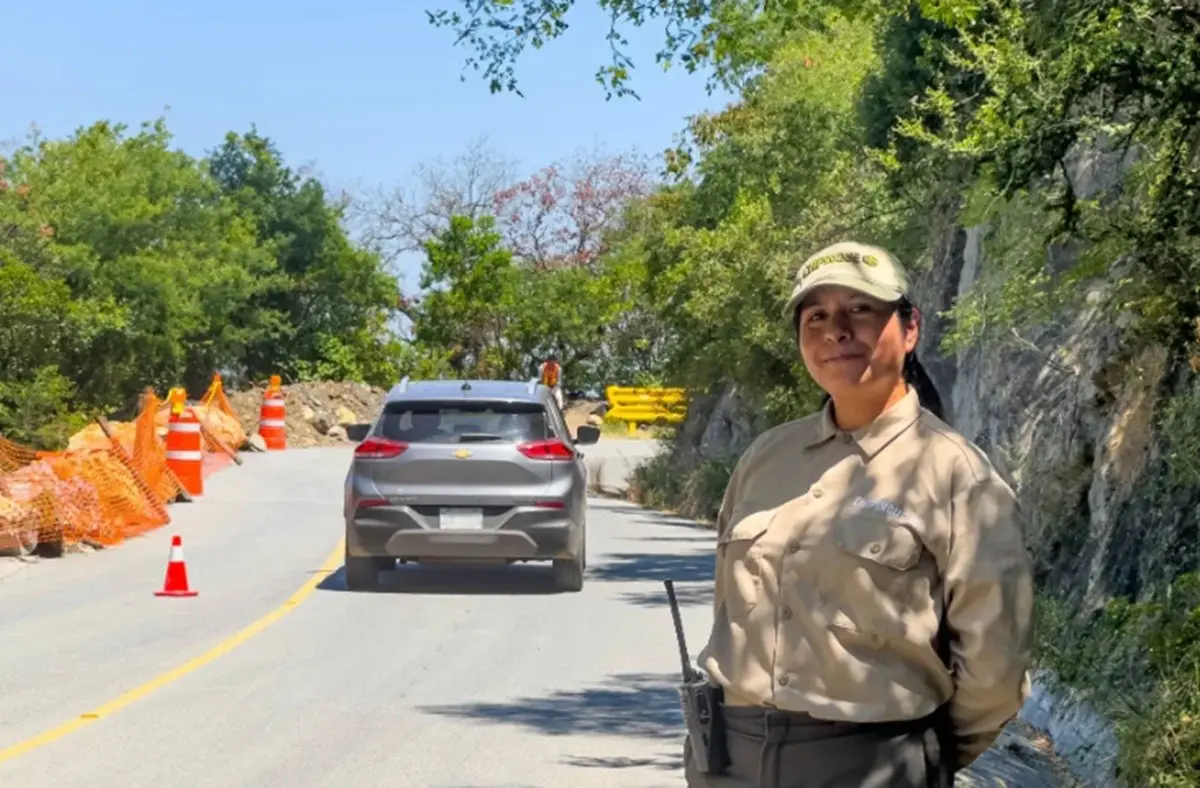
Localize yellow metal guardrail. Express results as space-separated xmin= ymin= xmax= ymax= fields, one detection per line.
xmin=603 ymin=386 xmax=689 ymax=435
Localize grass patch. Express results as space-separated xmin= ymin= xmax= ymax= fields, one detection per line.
xmin=1035 ymin=575 xmax=1200 ymax=786
xmin=626 ymin=449 xmax=737 ymax=525
xmin=596 ymin=419 xmax=679 ymax=441
xmin=598 ymin=420 xmax=633 ymax=438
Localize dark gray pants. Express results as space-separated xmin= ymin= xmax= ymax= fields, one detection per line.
xmin=683 ymin=704 xmax=954 ymax=788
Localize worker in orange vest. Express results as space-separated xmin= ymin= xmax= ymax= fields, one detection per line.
xmin=539 ymin=353 xmax=564 ymax=409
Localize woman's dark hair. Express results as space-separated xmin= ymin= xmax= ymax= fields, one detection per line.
xmin=793 ymin=296 xmax=946 ymax=422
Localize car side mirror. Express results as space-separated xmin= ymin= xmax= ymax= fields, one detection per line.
xmin=574 ymin=425 xmax=601 ymax=445
xmin=345 ymin=423 xmax=372 ymax=443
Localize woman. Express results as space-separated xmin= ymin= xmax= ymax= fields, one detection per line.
xmin=686 ymin=241 xmax=1034 ymax=788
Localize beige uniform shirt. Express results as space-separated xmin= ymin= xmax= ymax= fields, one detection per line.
xmin=698 ymin=388 xmax=1034 ymax=767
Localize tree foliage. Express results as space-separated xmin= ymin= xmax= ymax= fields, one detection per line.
xmin=404 ymin=212 xmax=658 ymax=390
xmin=350 ymin=135 xmax=518 ymax=265
xmin=885 ymin=1 xmax=1200 ymax=356
xmin=426 ymin=0 xmax=883 ymax=98
xmin=492 ymin=148 xmax=655 ymax=268
xmin=412 ymin=215 xmax=519 ymax=377
xmin=208 ymin=129 xmax=403 ymax=385
xmin=367 ymin=146 xmax=663 ymax=392
xmin=0 ymin=119 xmax=402 ymax=447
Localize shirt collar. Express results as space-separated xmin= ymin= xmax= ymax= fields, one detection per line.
xmin=806 ymin=386 xmax=922 ymax=458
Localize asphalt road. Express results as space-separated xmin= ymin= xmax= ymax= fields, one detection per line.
xmin=0 ymin=441 xmax=1075 ymax=787
xmin=0 ymin=444 xmax=711 ymax=787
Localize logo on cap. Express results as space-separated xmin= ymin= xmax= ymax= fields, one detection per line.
xmin=798 ymin=249 xmax=879 ymax=282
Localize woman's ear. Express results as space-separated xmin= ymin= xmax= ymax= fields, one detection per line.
xmin=904 ymin=306 xmax=922 ymax=354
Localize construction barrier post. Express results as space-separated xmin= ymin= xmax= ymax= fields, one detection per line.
xmin=166 ymin=407 xmax=204 ymax=497
xmin=258 ymin=374 xmax=287 ymax=451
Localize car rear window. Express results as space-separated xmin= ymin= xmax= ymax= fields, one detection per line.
xmin=377 ymin=401 xmax=552 ymax=443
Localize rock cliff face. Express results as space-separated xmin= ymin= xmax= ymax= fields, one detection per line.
xmin=913 ymin=227 xmax=1200 ymax=613
xmin=666 ymin=155 xmax=1199 ymax=783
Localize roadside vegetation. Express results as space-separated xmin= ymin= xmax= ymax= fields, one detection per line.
xmin=425 ymin=1 xmax=1200 ymax=783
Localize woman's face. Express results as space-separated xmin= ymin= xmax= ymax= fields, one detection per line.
xmin=796 ymin=285 xmax=919 ymax=400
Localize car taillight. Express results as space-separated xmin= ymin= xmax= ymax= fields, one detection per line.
xmin=355 ymin=437 xmax=408 ymax=459
xmin=517 ymin=439 xmax=575 ymax=461
xmin=357 ymin=497 xmax=390 ymax=509
xmin=533 ymin=500 xmax=565 ymax=509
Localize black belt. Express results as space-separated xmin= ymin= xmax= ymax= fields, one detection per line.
xmin=717 ymin=702 xmax=956 ymax=787
xmin=720 ymin=703 xmax=937 ymax=737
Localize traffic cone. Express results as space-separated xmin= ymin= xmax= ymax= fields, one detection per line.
xmin=154 ymin=534 xmax=198 ymax=597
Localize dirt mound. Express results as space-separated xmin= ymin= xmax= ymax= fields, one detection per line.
xmin=226 ymin=381 xmax=387 ymax=449
xmin=563 ymin=399 xmax=603 ymax=431
xmin=223 ymin=384 xmax=621 ymax=448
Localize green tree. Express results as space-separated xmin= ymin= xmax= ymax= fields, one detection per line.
xmin=0 ymin=254 xmax=118 ymax=447
xmin=0 ymin=119 xmax=275 ymax=444
xmin=411 ymin=214 xmax=520 ymax=377
xmin=405 ymin=210 xmax=646 ymax=390
xmin=504 ymin=261 xmax=633 ymax=390
xmin=207 ymin=129 xmax=403 ymax=387
xmin=0 ymin=117 xmax=410 ymax=446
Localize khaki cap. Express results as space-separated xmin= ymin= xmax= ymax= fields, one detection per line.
xmin=783 ymin=241 xmax=910 ymax=319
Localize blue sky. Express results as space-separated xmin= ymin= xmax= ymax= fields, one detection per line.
xmin=3 ymin=0 xmax=732 ymax=287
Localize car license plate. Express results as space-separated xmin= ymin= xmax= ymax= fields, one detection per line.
xmin=440 ymin=508 xmax=484 ymax=530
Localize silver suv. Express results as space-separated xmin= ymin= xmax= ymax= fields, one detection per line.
xmin=343 ymin=378 xmax=600 ymax=592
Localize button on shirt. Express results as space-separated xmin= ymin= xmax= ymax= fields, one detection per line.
xmin=697 ymin=388 xmax=1034 ymax=768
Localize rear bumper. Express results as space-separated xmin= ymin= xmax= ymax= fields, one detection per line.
xmin=347 ymin=505 xmax=581 ymax=561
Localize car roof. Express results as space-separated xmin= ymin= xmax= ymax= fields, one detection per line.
xmin=384 ymin=377 xmax=549 ymax=405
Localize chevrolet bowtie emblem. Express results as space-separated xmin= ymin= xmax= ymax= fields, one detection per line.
xmin=454 ymin=449 xmax=472 ymax=459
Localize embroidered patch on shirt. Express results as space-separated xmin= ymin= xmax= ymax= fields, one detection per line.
xmin=852 ymin=496 xmax=924 ymax=529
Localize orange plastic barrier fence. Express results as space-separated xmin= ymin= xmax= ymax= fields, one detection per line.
xmin=0 ymin=376 xmax=262 ymax=557
xmin=1 ymin=442 xmax=162 ymax=554
xmin=134 ymin=390 xmax=188 ymax=504
xmin=0 ymin=390 xmax=196 ymax=555
xmin=198 ymin=373 xmax=248 ymax=451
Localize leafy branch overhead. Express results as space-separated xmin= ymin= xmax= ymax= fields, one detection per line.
xmin=425 ymin=0 xmax=977 ymax=99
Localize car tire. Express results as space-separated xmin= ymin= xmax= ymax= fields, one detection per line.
xmin=553 ymin=530 xmax=585 ymax=593
xmin=345 ymin=554 xmax=381 ymax=591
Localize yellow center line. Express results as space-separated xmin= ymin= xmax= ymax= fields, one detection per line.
xmin=0 ymin=539 xmax=345 ymax=765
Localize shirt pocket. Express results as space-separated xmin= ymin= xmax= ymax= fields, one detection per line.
xmin=826 ymin=515 xmax=926 ymax=641
xmin=717 ymin=510 xmax=774 ymax=621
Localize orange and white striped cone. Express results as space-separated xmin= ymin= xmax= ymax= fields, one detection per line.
xmin=154 ymin=534 xmax=198 ymax=597
xmin=166 ymin=406 xmax=204 ymax=496
xmin=258 ymin=375 xmax=287 ymax=451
